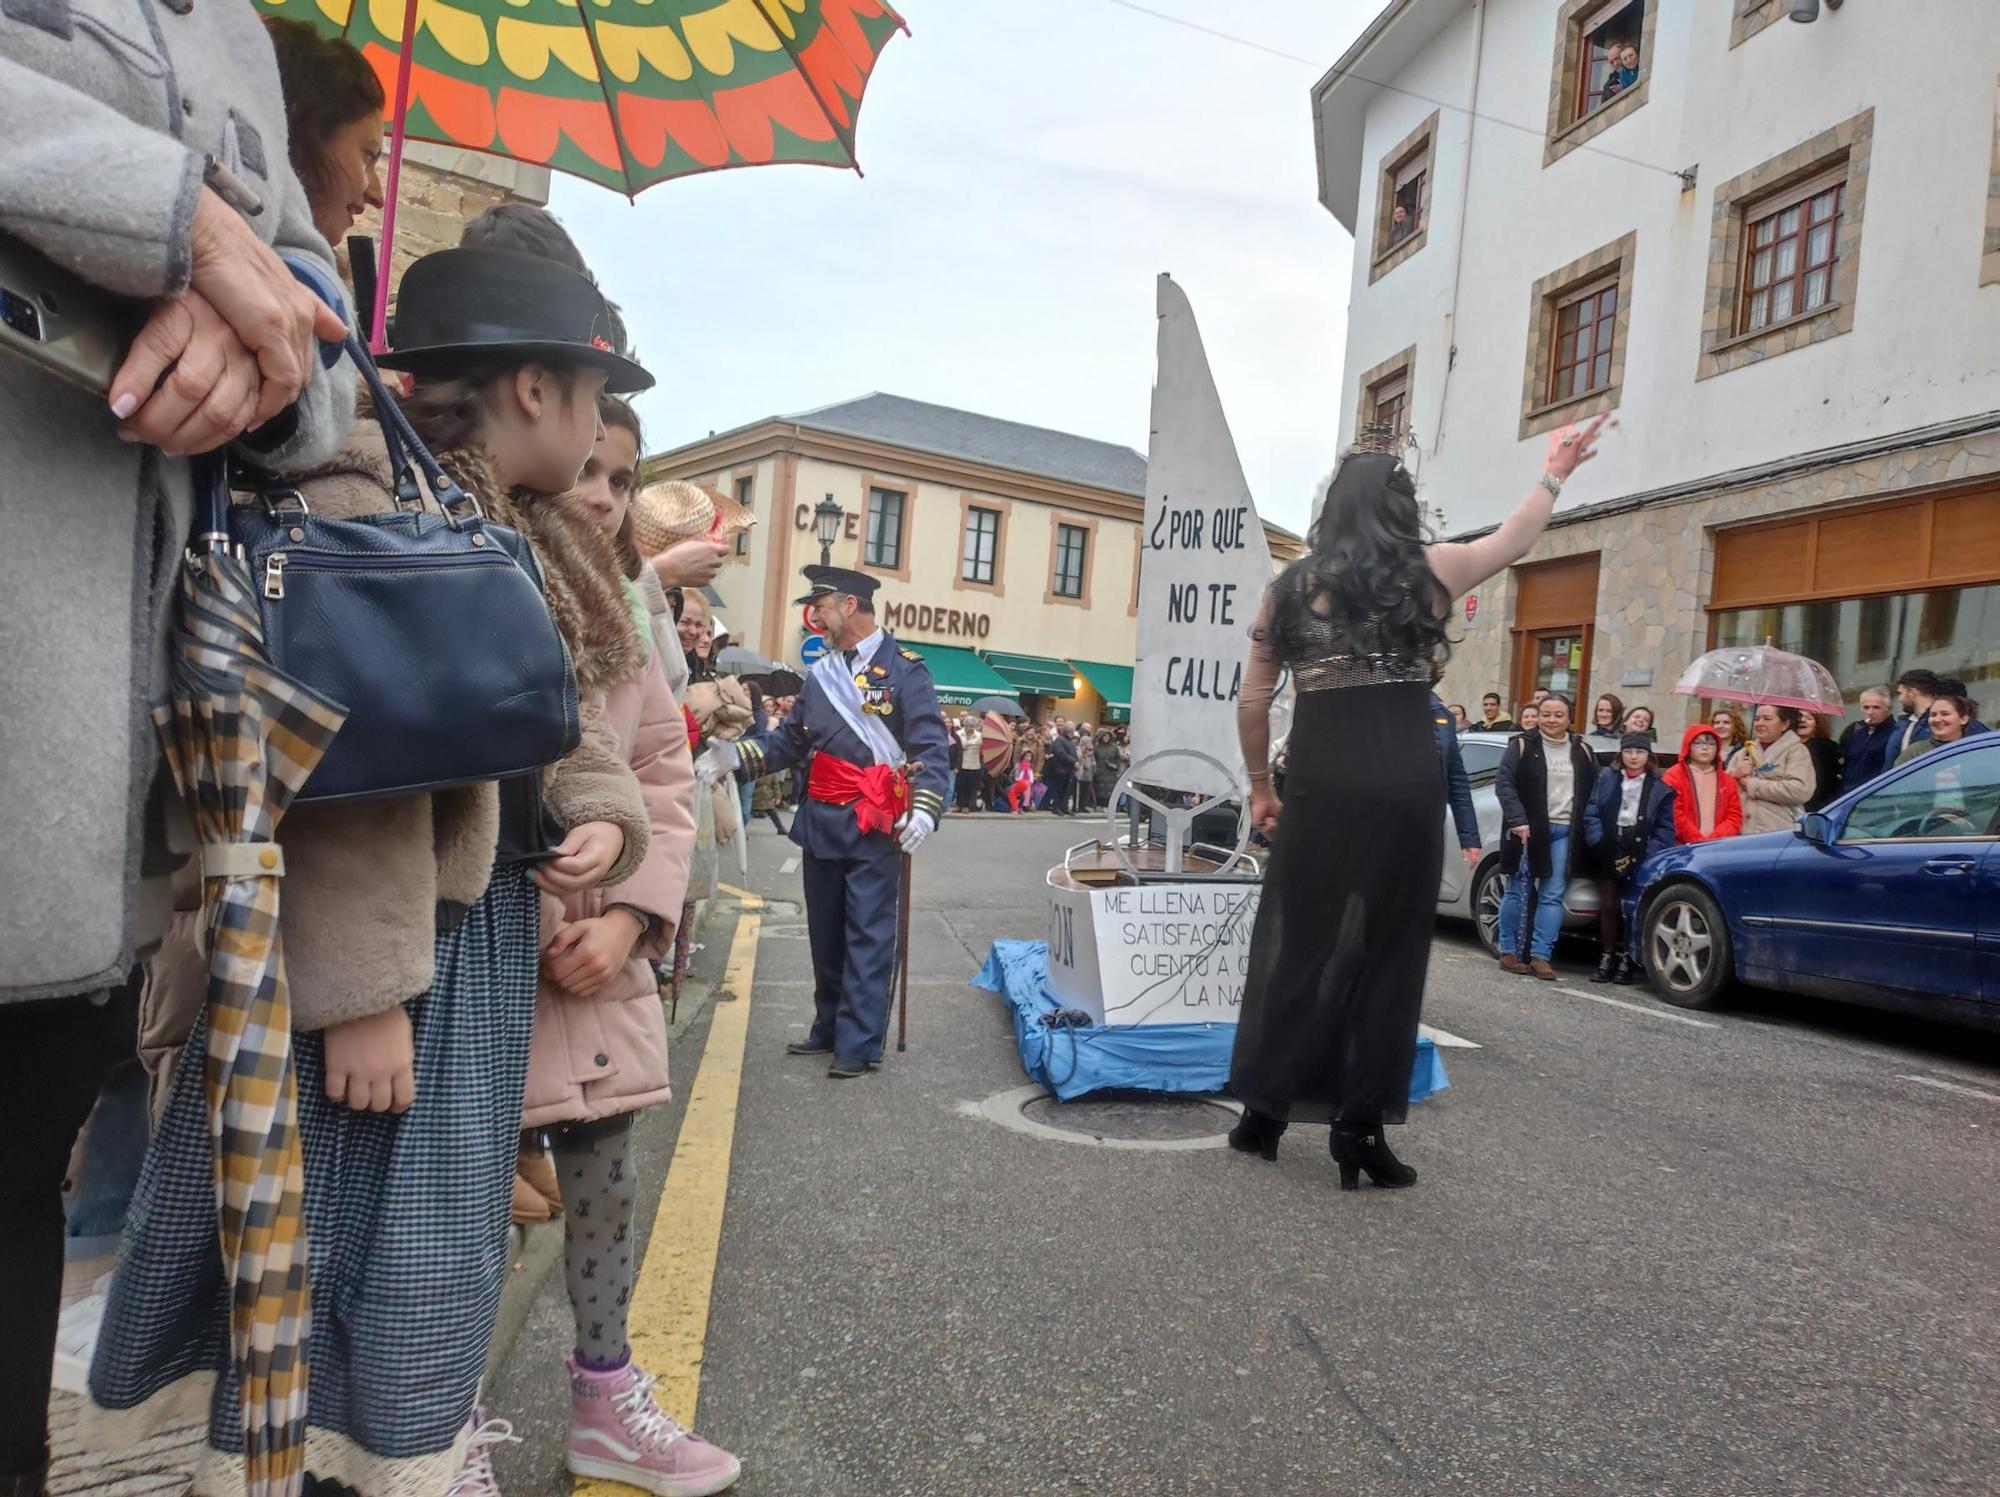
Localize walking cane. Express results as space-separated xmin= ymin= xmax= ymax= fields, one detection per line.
xmin=895 ymin=851 xmax=913 ymax=1051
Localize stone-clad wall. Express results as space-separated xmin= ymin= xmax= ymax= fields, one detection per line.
xmin=338 ymin=146 xmax=552 ymax=311
xmin=1437 ymin=433 xmax=2000 ymax=722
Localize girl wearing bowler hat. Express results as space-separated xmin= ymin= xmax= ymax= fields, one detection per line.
xmin=89 ymin=249 xmax=668 ymax=1497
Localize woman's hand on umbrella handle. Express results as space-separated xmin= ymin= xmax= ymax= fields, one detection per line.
xmin=1511 ymin=823 xmax=1532 ymax=843
xmin=322 ymin=1005 xmax=415 ymax=1115
xmin=1250 ymin=788 xmax=1282 ymax=841
xmin=1546 ymin=413 xmax=1614 ymax=481
xmin=534 ymin=820 xmax=624 ymax=895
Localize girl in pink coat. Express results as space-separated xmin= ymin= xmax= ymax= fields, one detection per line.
xmin=467 ymin=400 xmax=741 ymax=1497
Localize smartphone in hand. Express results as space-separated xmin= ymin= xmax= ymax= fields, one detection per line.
xmin=0 ymin=234 xmax=138 ymax=397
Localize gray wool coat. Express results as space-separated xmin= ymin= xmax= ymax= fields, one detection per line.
xmin=1 ymin=0 xmax=355 ymax=1003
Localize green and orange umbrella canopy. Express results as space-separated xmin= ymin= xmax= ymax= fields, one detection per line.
xmin=260 ymin=0 xmax=908 ymax=194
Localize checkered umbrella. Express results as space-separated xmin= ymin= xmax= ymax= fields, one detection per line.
xmin=151 ymin=463 xmax=347 ymax=1497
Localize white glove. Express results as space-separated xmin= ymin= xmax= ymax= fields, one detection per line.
xmin=896 ymin=809 xmax=936 ymax=855
xmin=693 ymin=741 xmax=740 ymax=782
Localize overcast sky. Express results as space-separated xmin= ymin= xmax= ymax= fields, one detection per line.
xmin=550 ymin=0 xmax=1381 ymax=537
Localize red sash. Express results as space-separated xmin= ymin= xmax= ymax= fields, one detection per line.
xmin=808 ymin=754 xmax=907 ymax=837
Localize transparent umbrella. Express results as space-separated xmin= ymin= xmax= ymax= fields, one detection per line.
xmin=1672 ymin=645 xmax=1845 ymax=714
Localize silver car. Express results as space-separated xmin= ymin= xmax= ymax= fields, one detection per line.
xmin=1436 ymin=730 xmax=1605 ymax=953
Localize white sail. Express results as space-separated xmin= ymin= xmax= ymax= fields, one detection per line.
xmin=1129 ymin=274 xmax=1278 ymax=799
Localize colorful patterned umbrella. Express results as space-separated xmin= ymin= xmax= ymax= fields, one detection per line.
xmin=979 ymin=711 xmax=1015 ymax=776
xmin=153 ymin=461 xmax=348 ymax=1497
xmin=260 ymin=0 xmax=908 ymax=340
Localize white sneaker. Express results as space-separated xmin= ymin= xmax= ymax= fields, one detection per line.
xmin=446 ymin=1409 xmax=522 ymax=1497
xmin=51 ymin=1275 xmax=113 ymax=1394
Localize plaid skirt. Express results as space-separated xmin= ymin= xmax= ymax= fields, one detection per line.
xmin=86 ymin=869 xmax=539 ymax=1497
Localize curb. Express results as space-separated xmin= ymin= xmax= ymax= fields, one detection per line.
xmin=483 ymin=959 xmax=723 ymax=1383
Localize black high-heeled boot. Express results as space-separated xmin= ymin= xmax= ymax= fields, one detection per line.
xmin=1227 ymin=1107 xmax=1287 ymax=1162
xmin=1330 ymin=1124 xmax=1417 ymax=1190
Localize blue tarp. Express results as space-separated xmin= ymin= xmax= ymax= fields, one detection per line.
xmin=972 ymin=939 xmax=1449 ymax=1105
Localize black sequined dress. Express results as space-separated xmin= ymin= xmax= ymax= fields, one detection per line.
xmin=1228 ymin=618 xmax=1442 ymax=1126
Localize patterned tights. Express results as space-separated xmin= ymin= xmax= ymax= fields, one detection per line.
xmin=553 ymin=1113 xmax=639 ymax=1369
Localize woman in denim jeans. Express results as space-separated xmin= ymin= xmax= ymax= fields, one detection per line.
xmin=1494 ymin=694 xmax=1599 ymax=980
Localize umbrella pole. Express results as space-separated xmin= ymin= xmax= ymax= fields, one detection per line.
xmin=370 ymin=6 xmax=421 ymax=352
xmin=895 ymin=851 xmax=912 ymax=1052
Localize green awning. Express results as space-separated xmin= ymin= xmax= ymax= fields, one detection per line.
xmin=1069 ymin=659 xmax=1133 ymax=723
xmin=913 ymin=644 xmax=1020 ymax=707
xmin=982 ymin=650 xmax=1078 ymax=698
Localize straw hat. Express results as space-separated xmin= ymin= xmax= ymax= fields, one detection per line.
xmin=630 ymin=479 xmax=756 ymax=555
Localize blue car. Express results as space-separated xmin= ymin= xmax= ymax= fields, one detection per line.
xmin=1630 ymin=735 xmax=2000 ymax=1026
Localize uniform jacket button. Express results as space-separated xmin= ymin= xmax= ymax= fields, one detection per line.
xmin=594 ymin=1053 xmax=609 ymax=1067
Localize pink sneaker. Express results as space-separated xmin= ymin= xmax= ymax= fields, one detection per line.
xmin=446 ymin=1407 xmax=521 ymax=1497
xmin=565 ymin=1355 xmax=743 ymax=1496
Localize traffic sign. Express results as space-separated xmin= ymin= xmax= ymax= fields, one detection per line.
xmin=801 ymin=635 xmax=829 ymax=667
xmin=801 ymin=604 xmax=824 ymax=635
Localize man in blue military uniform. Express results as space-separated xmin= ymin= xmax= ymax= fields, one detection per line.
xmin=696 ymin=566 xmax=952 ymax=1077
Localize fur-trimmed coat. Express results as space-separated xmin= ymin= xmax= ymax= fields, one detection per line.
xmin=267 ymin=424 xmax=650 ymax=1030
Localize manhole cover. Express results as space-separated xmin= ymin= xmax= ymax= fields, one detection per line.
xmin=959 ymin=1084 xmax=1240 ymax=1151
xmin=1020 ymin=1094 xmax=1237 ymax=1142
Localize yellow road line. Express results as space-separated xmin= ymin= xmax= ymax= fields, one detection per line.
xmin=573 ymin=908 xmax=759 ymax=1494
xmin=716 ymin=883 xmax=763 ymax=908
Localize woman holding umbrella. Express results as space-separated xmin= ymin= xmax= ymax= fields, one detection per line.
xmin=1730 ymin=704 xmax=1814 ymax=834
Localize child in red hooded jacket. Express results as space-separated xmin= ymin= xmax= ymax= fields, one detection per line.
xmin=1663 ymin=723 xmax=1744 ymax=844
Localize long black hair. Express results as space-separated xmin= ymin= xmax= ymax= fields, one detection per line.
xmin=1268 ymin=452 xmax=1450 ymax=674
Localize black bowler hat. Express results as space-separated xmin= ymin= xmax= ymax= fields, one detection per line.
xmin=377 ymin=248 xmax=653 ymax=394
xmin=794 ymin=565 xmax=879 ymax=605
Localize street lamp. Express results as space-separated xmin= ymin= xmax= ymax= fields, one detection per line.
xmin=813 ymin=495 xmax=843 ymax=566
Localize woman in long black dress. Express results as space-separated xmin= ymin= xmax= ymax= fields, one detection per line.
xmin=1228 ymin=420 xmax=1608 ymax=1188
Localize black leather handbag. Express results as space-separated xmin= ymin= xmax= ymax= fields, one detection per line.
xmin=216 ymin=334 xmax=581 ymax=802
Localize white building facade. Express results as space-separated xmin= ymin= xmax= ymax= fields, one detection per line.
xmin=1315 ymin=0 xmax=2000 ymax=720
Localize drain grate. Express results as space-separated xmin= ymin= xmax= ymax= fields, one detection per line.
xmin=1020 ymin=1094 xmax=1237 ymax=1142
xmin=961 ymin=1085 xmax=1241 ymax=1150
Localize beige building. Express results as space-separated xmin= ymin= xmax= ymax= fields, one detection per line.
xmin=646 ymin=393 xmax=1302 ymax=725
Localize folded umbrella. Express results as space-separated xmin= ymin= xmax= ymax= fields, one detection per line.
xmin=1672 ymin=645 xmax=1845 ymax=714
xmin=152 ymin=458 xmax=349 ymax=1497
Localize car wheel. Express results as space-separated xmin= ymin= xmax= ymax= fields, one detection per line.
xmin=1641 ymin=884 xmax=1732 ymax=1009
xmin=1473 ymin=860 xmax=1506 ymax=956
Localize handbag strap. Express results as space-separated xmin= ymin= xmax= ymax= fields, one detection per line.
xmin=342 ymin=332 xmax=477 ymax=519
xmin=196 ymin=335 xmax=484 ymax=546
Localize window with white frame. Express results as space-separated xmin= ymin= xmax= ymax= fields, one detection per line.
xmin=962 ymin=506 xmax=999 ymax=584
xmin=1052 ymin=523 xmax=1088 ymax=599
xmin=865 ymin=487 xmax=904 ymax=570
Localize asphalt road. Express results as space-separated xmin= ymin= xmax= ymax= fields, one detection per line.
xmin=489 ymin=813 xmax=2000 ymax=1497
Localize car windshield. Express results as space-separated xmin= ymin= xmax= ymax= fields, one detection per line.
xmin=1841 ymin=743 xmax=2000 ymax=841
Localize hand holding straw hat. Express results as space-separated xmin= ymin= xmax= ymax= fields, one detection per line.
xmin=633 ymin=481 xmax=755 ymax=573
